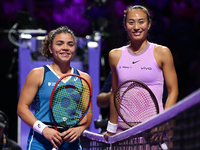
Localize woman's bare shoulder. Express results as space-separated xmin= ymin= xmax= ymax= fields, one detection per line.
xmin=77 ymin=70 xmax=92 ymax=84
xmin=109 ymin=46 xmax=125 ymax=59
xmin=154 ymin=44 xmax=170 ymax=55
xmin=29 ymin=67 xmax=45 ymax=76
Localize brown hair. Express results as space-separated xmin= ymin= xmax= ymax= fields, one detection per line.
xmin=40 ymin=30 xmax=55 ymax=60
xmin=40 ymin=26 xmax=76 ymax=60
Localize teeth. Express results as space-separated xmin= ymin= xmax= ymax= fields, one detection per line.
xmin=133 ymin=32 xmax=141 ymax=35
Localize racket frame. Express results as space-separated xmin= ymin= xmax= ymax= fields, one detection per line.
xmin=113 ymin=80 xmax=159 ymax=127
xmin=50 ymin=74 xmax=92 ymax=131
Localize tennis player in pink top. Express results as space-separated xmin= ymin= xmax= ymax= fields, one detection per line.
xmin=104 ymin=5 xmax=178 ymax=140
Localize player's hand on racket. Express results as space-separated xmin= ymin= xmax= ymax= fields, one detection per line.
xmin=62 ymin=126 xmax=85 ymax=143
xmin=148 ymin=127 xmax=164 ymax=144
xmin=50 ymin=74 xmax=92 ymax=149
xmin=146 ymin=123 xmax=168 ymax=150
xmin=42 ymin=127 xmax=63 ymax=149
xmin=104 ymin=131 xmax=116 ymax=141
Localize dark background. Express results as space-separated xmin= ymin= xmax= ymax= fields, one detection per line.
xmin=0 ymin=0 xmax=200 ymax=143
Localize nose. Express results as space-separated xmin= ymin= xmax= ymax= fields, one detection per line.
xmin=134 ymin=22 xmax=140 ymax=31
xmin=63 ymin=44 xmax=69 ymax=50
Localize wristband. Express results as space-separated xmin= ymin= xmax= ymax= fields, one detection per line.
xmin=106 ymin=121 xmax=118 ymax=133
xmin=33 ymin=120 xmax=47 ymax=135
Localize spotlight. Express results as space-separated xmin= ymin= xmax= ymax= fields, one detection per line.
xmin=87 ymin=41 xmax=98 ymax=48
xmin=86 ymin=31 xmax=101 ymax=48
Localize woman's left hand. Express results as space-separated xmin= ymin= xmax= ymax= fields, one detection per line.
xmin=61 ymin=127 xmax=84 ymax=143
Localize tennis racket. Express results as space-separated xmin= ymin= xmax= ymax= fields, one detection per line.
xmin=114 ymin=80 xmax=159 ymax=127
xmin=114 ymin=80 xmax=168 ymax=149
xmin=50 ymin=74 xmax=92 ymax=150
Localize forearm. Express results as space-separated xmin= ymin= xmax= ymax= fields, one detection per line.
xmin=164 ymin=90 xmax=178 ymax=110
xmin=17 ymin=104 xmax=37 ymax=128
xmin=79 ymin=112 xmax=93 ymax=131
xmin=109 ymin=94 xmax=118 ymax=124
xmin=97 ymin=92 xmax=111 ymax=108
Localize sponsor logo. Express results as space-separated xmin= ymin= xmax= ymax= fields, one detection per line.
xmin=48 ymin=82 xmax=56 ymax=86
xmin=63 ymin=117 xmax=67 ymax=121
xmin=119 ymin=66 xmax=132 ymax=69
xmin=132 ymin=60 xmax=140 ymax=64
xmin=141 ymin=67 xmax=152 ymax=70
xmin=74 ymin=77 xmax=78 ymax=81
xmin=119 ymin=66 xmax=152 ymax=70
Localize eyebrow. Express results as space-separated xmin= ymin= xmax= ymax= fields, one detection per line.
xmin=55 ymin=40 xmax=63 ymax=43
xmin=128 ymin=18 xmax=145 ymax=21
xmin=68 ymin=41 xmax=75 ymax=44
xmin=55 ymin=40 xmax=74 ymax=43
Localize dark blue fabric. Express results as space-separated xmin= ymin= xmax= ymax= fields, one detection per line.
xmin=100 ymin=72 xmax=112 ymax=93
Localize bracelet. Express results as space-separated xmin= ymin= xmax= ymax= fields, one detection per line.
xmin=106 ymin=121 xmax=118 ymax=133
xmin=33 ymin=120 xmax=47 ymax=135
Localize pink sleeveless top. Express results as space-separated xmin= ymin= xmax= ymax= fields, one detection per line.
xmin=116 ymin=42 xmax=164 ymax=122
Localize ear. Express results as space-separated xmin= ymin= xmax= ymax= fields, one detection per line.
xmin=148 ymin=22 xmax=151 ymax=30
xmin=124 ymin=24 xmax=127 ymax=31
xmin=49 ymin=45 xmax=53 ymax=54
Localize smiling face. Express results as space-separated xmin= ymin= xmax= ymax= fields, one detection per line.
xmin=49 ymin=32 xmax=76 ymax=63
xmin=124 ymin=9 xmax=151 ymax=42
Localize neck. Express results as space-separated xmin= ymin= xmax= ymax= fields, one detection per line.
xmin=50 ymin=63 xmax=72 ymax=76
xmin=130 ymin=40 xmax=148 ymax=53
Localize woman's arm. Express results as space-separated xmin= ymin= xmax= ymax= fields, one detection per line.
xmin=97 ymin=72 xmax=112 ymax=108
xmin=154 ymin=45 xmax=179 ymax=110
xmin=104 ymin=49 xmax=122 ymax=140
xmin=97 ymin=91 xmax=111 ymax=108
xmin=17 ymin=67 xmax=43 ymax=128
xmin=17 ymin=67 xmax=63 ymax=148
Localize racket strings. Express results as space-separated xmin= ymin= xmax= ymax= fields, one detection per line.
xmin=52 ymin=76 xmax=90 ymax=127
xmin=115 ymin=81 xmax=158 ymax=127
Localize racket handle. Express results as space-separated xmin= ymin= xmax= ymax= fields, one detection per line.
xmin=52 ymin=126 xmax=58 ymax=150
xmin=160 ymin=143 xmax=168 ymax=150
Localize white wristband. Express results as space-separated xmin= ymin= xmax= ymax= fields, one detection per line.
xmin=33 ymin=120 xmax=47 ymax=135
xmin=106 ymin=121 xmax=118 ymax=133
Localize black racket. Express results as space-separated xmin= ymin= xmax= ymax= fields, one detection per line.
xmin=114 ymin=80 xmax=168 ymax=149
xmin=50 ymin=74 xmax=92 ymax=150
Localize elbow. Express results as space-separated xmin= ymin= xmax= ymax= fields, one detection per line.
xmin=96 ymin=99 xmax=109 ymax=108
xmin=17 ymin=103 xmax=24 ymax=119
xmin=96 ymin=93 xmax=110 ymax=108
xmin=96 ymin=98 xmax=102 ymax=108
xmin=96 ymin=95 xmax=104 ymax=108
xmin=17 ymin=105 xmax=21 ymax=118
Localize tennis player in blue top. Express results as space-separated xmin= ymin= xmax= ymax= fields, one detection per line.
xmin=17 ymin=26 xmax=93 ymax=150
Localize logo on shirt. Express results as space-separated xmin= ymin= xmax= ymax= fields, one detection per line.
xmin=48 ymin=82 xmax=56 ymax=86
xmin=119 ymin=66 xmax=132 ymax=69
xmin=118 ymin=66 xmax=152 ymax=70
xmin=132 ymin=60 xmax=140 ymax=64
xmin=74 ymin=77 xmax=78 ymax=81
xmin=141 ymin=67 xmax=152 ymax=70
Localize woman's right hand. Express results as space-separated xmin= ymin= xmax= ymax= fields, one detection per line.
xmin=103 ymin=131 xmax=116 ymax=141
xmin=42 ymin=127 xmax=63 ymax=149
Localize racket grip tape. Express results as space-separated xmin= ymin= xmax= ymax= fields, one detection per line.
xmin=106 ymin=121 xmax=118 ymax=133
xmin=52 ymin=147 xmax=58 ymax=150
xmin=33 ymin=120 xmax=47 ymax=135
xmin=161 ymin=143 xmax=168 ymax=150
